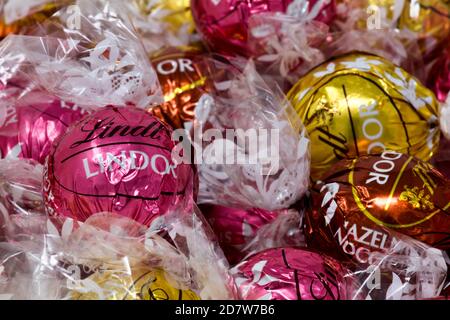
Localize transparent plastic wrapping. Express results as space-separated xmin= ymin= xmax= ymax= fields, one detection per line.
xmin=338 ymin=0 xmax=450 ymax=62
xmin=346 ymin=233 xmax=448 ymax=300
xmin=329 ymin=3 xmax=426 ymax=82
xmin=200 ymin=203 xmax=307 ymax=265
xmin=0 ymin=158 xmax=44 ymax=216
xmin=0 ymin=0 xmax=163 ymax=110
xmin=1 ymin=0 xmax=57 ymax=25
xmin=122 ymin=0 xmax=196 ymax=54
xmin=247 ymin=11 xmax=329 ymax=87
xmin=0 ymin=205 xmax=237 ymax=300
xmin=302 ymin=152 xmax=450 ymax=300
xmin=229 ymin=233 xmax=447 ymax=300
xmin=0 ymin=84 xmax=89 ymax=164
xmin=189 ymin=60 xmax=311 ymax=211
xmin=0 ymin=0 xmax=64 ymax=38
xmin=241 ymin=206 xmax=306 ymax=259
xmin=230 ymin=246 xmax=359 ymax=300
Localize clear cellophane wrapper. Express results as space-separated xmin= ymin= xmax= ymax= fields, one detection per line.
xmin=121 ymin=0 xmax=197 ymax=54
xmin=0 ymin=203 xmax=238 ymax=299
xmin=0 ymin=158 xmax=236 ymax=299
xmin=230 ymin=229 xmax=448 ymax=300
xmin=0 ymin=159 xmax=45 ymax=241
xmin=0 ymin=0 xmax=66 ymax=38
xmin=344 ymin=230 xmax=448 ymax=300
xmin=246 ymin=2 xmax=426 ymax=86
xmin=229 ymin=196 xmax=448 ymax=300
xmin=239 ymin=203 xmax=308 ymax=263
xmin=0 ymin=0 xmax=163 ymax=110
xmin=247 ymin=12 xmax=329 ymax=89
xmin=329 ymin=2 xmax=426 ymax=82
xmin=190 ymin=58 xmax=311 ymax=211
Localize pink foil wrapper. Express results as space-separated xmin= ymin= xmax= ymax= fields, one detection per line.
xmin=231 ymin=247 xmax=355 ymax=300
xmin=191 ymin=0 xmax=336 ymax=57
xmin=200 ymin=204 xmax=280 ymax=264
xmin=43 ymin=106 xmax=197 ymax=226
xmin=1 ymin=87 xmax=87 ymax=163
xmin=427 ymin=48 xmax=450 ymax=103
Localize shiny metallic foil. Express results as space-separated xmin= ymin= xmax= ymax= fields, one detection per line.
xmin=191 ymin=0 xmax=337 ymax=57
xmin=232 ymin=247 xmax=355 ymax=300
xmin=44 ymin=107 xmax=196 ymax=226
xmin=0 ymin=2 xmax=61 ymax=38
xmin=427 ymin=46 xmax=450 ymax=102
xmin=344 ymin=0 xmax=450 ymax=59
xmin=287 ymin=52 xmax=440 ymax=181
xmin=134 ymin=0 xmax=194 ymax=33
xmin=70 ymin=268 xmax=200 ymax=300
xmin=305 ymin=151 xmax=450 ymax=265
xmin=150 ymin=47 xmax=211 ymax=129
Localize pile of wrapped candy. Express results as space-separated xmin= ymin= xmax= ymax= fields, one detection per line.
xmin=0 ymin=0 xmax=449 ymax=301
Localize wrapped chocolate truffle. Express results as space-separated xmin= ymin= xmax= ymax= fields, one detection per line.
xmin=231 ymin=247 xmax=356 ymax=300
xmin=43 ymin=106 xmax=196 ymax=226
xmin=0 ymin=87 xmax=88 ymax=164
xmin=192 ymin=62 xmax=310 ymax=211
xmin=0 ymin=0 xmax=62 ymax=38
xmin=305 ymin=150 xmax=450 ymax=258
xmin=191 ymin=0 xmax=337 ymax=57
xmin=427 ymin=46 xmax=450 ymax=103
xmin=200 ymin=204 xmax=305 ymax=264
xmin=304 ymin=151 xmax=449 ymax=299
xmin=123 ymin=0 xmax=196 ymax=53
xmin=336 ymin=0 xmax=450 ymax=61
xmin=0 ymin=211 xmax=237 ymax=300
xmin=69 ymin=268 xmax=200 ymax=300
xmin=0 ymin=0 xmax=163 ymax=111
xmin=287 ymin=52 xmax=440 ymax=181
xmin=149 ymin=46 xmax=212 ymax=130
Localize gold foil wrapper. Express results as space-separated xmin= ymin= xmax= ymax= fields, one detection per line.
xmin=0 ymin=2 xmax=61 ymax=38
xmin=346 ymin=0 xmax=450 ymax=57
xmin=70 ymin=267 xmax=200 ymax=300
xmin=287 ymin=52 xmax=440 ymax=181
xmin=134 ymin=0 xmax=194 ymax=33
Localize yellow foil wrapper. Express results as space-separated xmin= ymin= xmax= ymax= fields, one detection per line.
xmin=134 ymin=0 xmax=194 ymax=33
xmin=0 ymin=2 xmax=61 ymax=38
xmin=287 ymin=52 xmax=440 ymax=181
xmin=346 ymin=0 xmax=450 ymax=57
xmin=70 ymin=268 xmax=200 ymax=300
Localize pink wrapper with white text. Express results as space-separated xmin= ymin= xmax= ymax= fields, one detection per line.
xmin=0 ymin=0 xmax=163 ymax=111
xmin=42 ymin=106 xmax=198 ymax=226
xmin=189 ymin=59 xmax=311 ymax=211
xmin=0 ymin=0 xmax=199 ymax=225
xmin=0 ymin=204 xmax=238 ymax=300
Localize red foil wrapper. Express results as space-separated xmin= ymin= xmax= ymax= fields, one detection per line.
xmin=43 ymin=106 xmax=196 ymax=226
xmin=191 ymin=0 xmax=336 ymax=57
xmin=305 ymin=150 xmax=450 ymax=265
xmin=200 ymin=204 xmax=280 ymax=264
xmin=231 ymin=247 xmax=356 ymax=300
xmin=149 ymin=46 xmax=212 ymax=129
xmin=427 ymin=47 xmax=450 ymax=103
xmin=0 ymin=86 xmax=87 ymax=163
